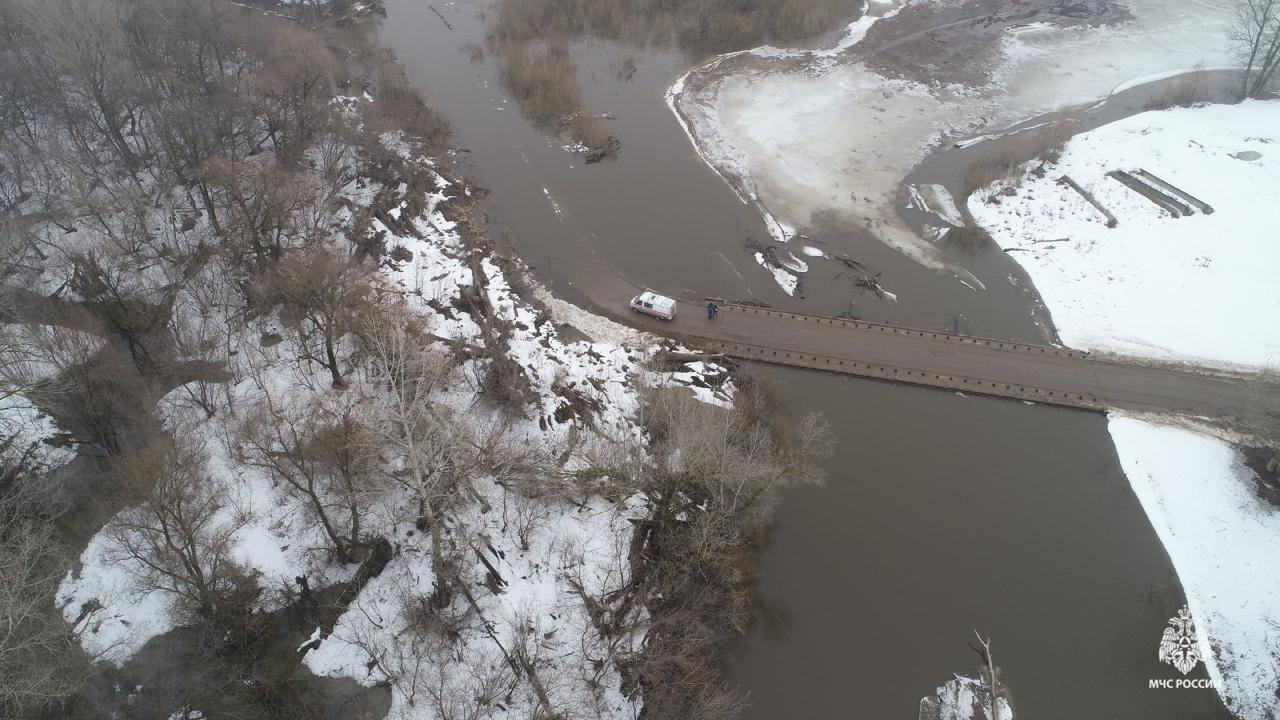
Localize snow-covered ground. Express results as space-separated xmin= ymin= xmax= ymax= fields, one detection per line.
xmin=1109 ymin=417 xmax=1279 ymax=720
xmin=969 ymin=100 xmax=1280 ymax=369
xmin=670 ymin=0 xmax=1235 ymax=292
xmin=968 ymin=101 xmax=1280 ymax=719
xmin=918 ymin=674 xmax=1012 ymax=720
xmin=51 ymin=104 xmax=731 ymax=718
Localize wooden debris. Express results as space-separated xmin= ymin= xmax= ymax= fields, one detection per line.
xmin=1057 ymin=175 xmax=1118 ymax=227
xmin=1136 ymin=169 xmax=1214 ymax=214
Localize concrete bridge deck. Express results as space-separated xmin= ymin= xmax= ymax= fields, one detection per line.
xmin=628 ymin=300 xmax=1275 ymax=427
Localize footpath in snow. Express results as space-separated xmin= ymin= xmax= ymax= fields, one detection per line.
xmin=971 ymin=100 xmax=1280 ymax=720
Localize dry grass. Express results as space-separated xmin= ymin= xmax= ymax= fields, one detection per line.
xmin=495 ymin=41 xmax=581 ymax=125
xmin=492 ymin=40 xmax=618 ymax=154
xmin=365 ymin=60 xmax=450 ymax=149
xmin=485 ymin=0 xmax=857 ymax=153
xmin=1145 ymin=63 xmax=1211 ymax=110
xmin=940 ymin=225 xmax=993 ymax=256
xmin=488 ymin=0 xmax=858 ymax=54
xmin=965 ymin=118 xmax=1076 ymax=194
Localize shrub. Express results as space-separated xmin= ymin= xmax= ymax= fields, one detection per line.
xmin=1145 ymin=63 xmax=1210 ymax=110
xmin=964 ymin=118 xmax=1076 ymax=194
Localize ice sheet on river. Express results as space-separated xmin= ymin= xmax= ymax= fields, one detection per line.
xmin=669 ymin=0 xmax=1233 ymax=290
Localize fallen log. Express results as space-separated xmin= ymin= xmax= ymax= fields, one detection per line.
xmin=1057 ymin=175 xmax=1118 ymax=227
xmin=1136 ymin=169 xmax=1214 ymax=215
xmin=1107 ymin=170 xmax=1191 ymax=217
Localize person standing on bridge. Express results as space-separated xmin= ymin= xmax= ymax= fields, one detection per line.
xmin=707 ymin=301 xmax=718 ymax=320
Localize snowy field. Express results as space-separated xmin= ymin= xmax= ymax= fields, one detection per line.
xmin=670 ymin=0 xmax=1235 ymax=291
xmin=969 ymin=100 xmax=1280 ymax=369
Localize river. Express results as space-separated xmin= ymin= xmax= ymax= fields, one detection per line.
xmin=375 ymin=1 xmax=1232 ymax=717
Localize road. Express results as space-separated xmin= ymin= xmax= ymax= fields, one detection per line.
xmin=564 ymin=263 xmax=1276 ymax=427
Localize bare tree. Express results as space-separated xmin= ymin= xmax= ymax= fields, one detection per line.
xmin=253 ymin=249 xmax=376 ymax=387
xmin=167 ymin=268 xmax=235 ymax=420
xmin=1232 ymin=0 xmax=1280 ymax=98
xmin=28 ymin=326 xmax=147 ymax=454
xmin=251 ymin=23 xmax=339 ymax=166
xmin=971 ymin=631 xmax=1004 ymax=720
xmin=358 ymin=302 xmax=472 ymax=603
xmin=342 ymin=585 xmax=510 ymax=720
xmin=124 ymin=0 xmax=262 ymax=193
xmin=0 ymin=471 xmax=92 ymax=717
xmin=107 ymin=435 xmax=254 ymax=623
xmin=235 ymin=392 xmax=382 ymax=565
xmin=19 ymin=0 xmax=143 ymax=170
xmin=200 ymin=157 xmax=329 ymax=269
xmin=613 ymin=377 xmax=831 ymax=719
xmin=643 ymin=379 xmax=831 ymax=532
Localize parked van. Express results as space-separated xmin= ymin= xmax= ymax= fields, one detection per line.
xmin=629 ymin=291 xmax=676 ymax=320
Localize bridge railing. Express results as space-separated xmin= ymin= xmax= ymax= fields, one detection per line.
xmin=712 ymin=301 xmax=1090 ymax=361
xmin=705 ymin=339 xmax=1105 ymax=411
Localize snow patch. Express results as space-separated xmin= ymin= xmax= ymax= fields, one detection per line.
xmin=1108 ymin=416 xmax=1280 ymax=720
xmin=970 ymin=101 xmax=1280 ymax=368
xmin=754 ymin=252 xmax=798 ymax=295
xmin=918 ymin=674 xmax=1012 ymax=720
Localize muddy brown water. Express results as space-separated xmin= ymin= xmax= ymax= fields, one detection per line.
xmin=377 ymin=1 xmax=1231 ymax=717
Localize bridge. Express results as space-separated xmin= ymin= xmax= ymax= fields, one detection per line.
xmin=616 ymin=299 xmax=1275 ymax=428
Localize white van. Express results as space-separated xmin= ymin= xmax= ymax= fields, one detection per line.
xmin=629 ymin=291 xmax=677 ymax=320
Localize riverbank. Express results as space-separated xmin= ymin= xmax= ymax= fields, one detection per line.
xmin=366 ymin=0 xmax=1246 ymax=717
xmin=968 ymin=100 xmax=1280 ymax=370
xmin=968 ymin=99 xmax=1280 ymax=720
xmin=48 ymin=98 xmax=748 ymax=718
xmin=1110 ymin=417 xmax=1280 ymax=720
xmin=0 ymin=2 xmax=799 ymax=716
xmin=668 ymin=0 xmax=1235 ymax=295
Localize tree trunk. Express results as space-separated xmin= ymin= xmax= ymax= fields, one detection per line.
xmin=423 ymin=499 xmax=450 ymax=607
xmin=324 ymin=328 xmax=342 ymax=386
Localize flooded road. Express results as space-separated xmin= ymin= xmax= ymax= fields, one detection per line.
xmin=377 ymin=1 xmax=1231 ymax=717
